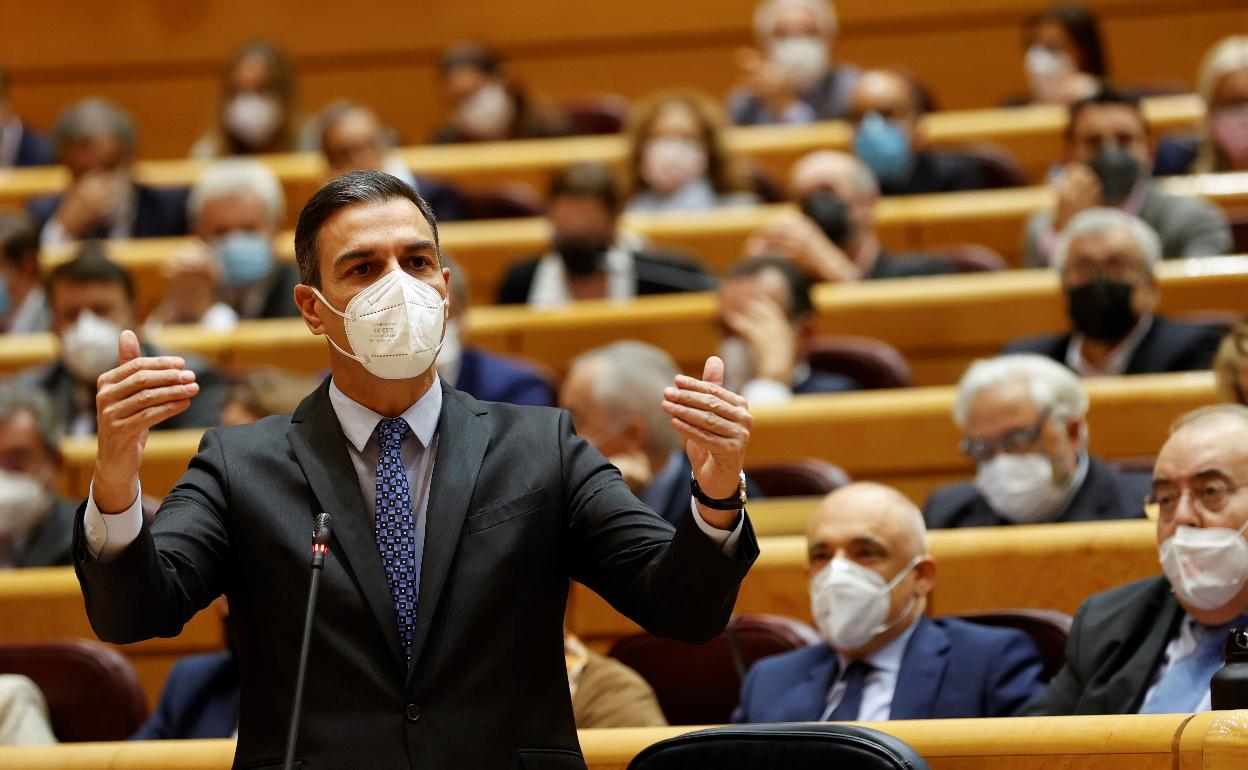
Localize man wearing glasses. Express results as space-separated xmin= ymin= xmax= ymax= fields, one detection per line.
xmin=925 ymin=354 xmax=1151 ymax=528
xmin=1007 ymin=208 xmax=1223 ymax=377
xmin=1027 ymin=403 xmax=1248 ymax=715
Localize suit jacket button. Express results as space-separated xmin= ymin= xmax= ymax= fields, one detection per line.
xmin=406 ymin=703 xmax=421 ymax=722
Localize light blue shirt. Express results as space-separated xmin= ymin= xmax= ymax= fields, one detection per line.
xmin=821 ymin=616 xmax=922 ymax=722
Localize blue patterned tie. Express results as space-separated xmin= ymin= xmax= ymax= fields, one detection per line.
xmin=1139 ymin=616 xmax=1244 ymax=713
xmin=374 ymin=417 xmax=418 ymax=663
xmin=826 ymin=660 xmax=871 ymax=721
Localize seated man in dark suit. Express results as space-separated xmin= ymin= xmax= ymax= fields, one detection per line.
xmin=718 ymin=255 xmax=859 ymax=404
xmin=436 ymin=254 xmax=553 ymax=407
xmin=0 ymin=384 xmax=76 ymax=569
xmin=735 ymin=482 xmax=1046 ymax=722
xmin=1027 ymin=404 xmax=1248 ymax=715
xmin=16 ymin=245 xmax=226 ymax=436
xmin=925 ymin=354 xmax=1151 ymax=528
xmin=0 ymin=64 xmax=52 ymax=168
xmin=496 ymin=162 xmax=715 ymax=306
xmin=1006 ymin=209 xmax=1223 ymax=376
xmin=28 ymin=98 xmax=188 ymax=246
xmin=0 ymin=212 xmax=50 ymax=334
xmin=847 ymin=69 xmax=991 ymax=196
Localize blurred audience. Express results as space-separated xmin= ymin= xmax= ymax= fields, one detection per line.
xmin=317 ymin=100 xmax=464 ymax=222
xmin=717 ymin=255 xmax=857 ymax=404
xmin=925 ymin=354 xmax=1150 ymax=529
xmin=1008 ymin=209 xmax=1223 ymax=375
xmin=624 ymin=90 xmax=758 ymax=213
xmin=29 ymin=99 xmax=189 ymax=246
xmin=0 ymin=64 xmax=52 ymax=168
xmin=564 ymin=630 xmax=667 ymax=728
xmin=16 ymin=245 xmax=226 ymax=434
xmin=1155 ymin=36 xmax=1248 ymax=176
xmin=495 ymin=162 xmax=713 ymax=306
xmin=746 ymin=150 xmax=954 ymax=281
xmin=436 ymin=255 xmax=553 ymax=407
xmin=1024 ymin=85 xmax=1232 ymax=265
xmin=1015 ymin=3 xmax=1104 ymax=106
xmin=848 ymin=68 xmax=988 ymax=195
xmin=431 ymin=43 xmax=570 ymax=144
xmin=1214 ymin=323 xmax=1248 ymax=405
xmin=733 ymin=482 xmax=1045 ymax=722
xmin=0 ymin=384 xmax=74 ymax=569
xmin=0 ymin=675 xmax=55 ymax=745
xmin=149 ymin=160 xmax=297 ymax=330
xmin=1027 ymin=405 xmax=1248 ymax=715
xmin=220 ymin=369 xmax=322 ymax=427
xmin=729 ymin=0 xmax=859 ymax=126
xmin=0 ymin=211 xmax=49 ymax=334
xmin=190 ymin=40 xmax=302 ymax=158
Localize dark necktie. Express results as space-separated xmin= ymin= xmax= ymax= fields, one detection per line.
xmin=374 ymin=417 xmax=418 ymax=663
xmin=827 ymin=660 xmax=871 ymax=722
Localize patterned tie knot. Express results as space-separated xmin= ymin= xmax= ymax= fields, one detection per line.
xmin=376 ymin=417 xmax=410 ymax=452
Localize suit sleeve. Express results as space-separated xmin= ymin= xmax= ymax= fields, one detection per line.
xmin=1174 ymin=197 xmax=1232 ymax=257
xmin=984 ymin=629 xmax=1047 ymax=716
xmin=73 ymin=431 xmax=232 ymax=645
xmin=560 ymin=410 xmax=759 ymax=644
xmin=1023 ymin=601 xmax=1089 ymax=716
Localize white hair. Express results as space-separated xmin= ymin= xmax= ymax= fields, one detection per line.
xmin=753 ymin=0 xmax=838 ymax=42
xmin=1051 ymin=208 xmax=1162 ymax=275
xmin=571 ymin=341 xmax=682 ymax=457
xmin=188 ymin=159 xmax=285 ymax=228
xmin=954 ymin=354 xmax=1090 ymax=440
xmin=1198 ymin=36 xmax=1248 ymax=106
xmin=790 ymin=150 xmax=879 ymax=198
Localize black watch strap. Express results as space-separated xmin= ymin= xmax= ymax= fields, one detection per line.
xmin=690 ymin=472 xmax=747 ymax=511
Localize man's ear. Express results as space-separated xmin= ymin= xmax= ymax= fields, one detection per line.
xmin=294 ymin=284 xmax=326 ymax=336
xmin=913 ymin=556 xmax=937 ymax=596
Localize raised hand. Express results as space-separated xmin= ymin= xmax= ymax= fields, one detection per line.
xmin=92 ymin=330 xmax=199 ymax=514
xmin=662 ymin=356 xmax=753 ymax=529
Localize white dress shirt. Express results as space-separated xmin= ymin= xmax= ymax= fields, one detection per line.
xmin=820 ymin=617 xmax=921 ymax=722
xmin=1065 ymin=315 xmax=1154 ymax=377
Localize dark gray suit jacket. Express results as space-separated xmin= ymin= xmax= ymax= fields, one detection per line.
xmin=73 ymin=380 xmax=758 ymax=770
xmin=16 ymin=497 xmax=76 ymax=568
xmin=1003 ymin=315 xmax=1224 ymax=376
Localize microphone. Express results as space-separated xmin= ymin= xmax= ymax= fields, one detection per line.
xmin=284 ymin=513 xmax=332 ymax=770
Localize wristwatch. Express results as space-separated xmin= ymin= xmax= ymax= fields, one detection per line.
xmin=691 ymin=471 xmax=748 ymax=511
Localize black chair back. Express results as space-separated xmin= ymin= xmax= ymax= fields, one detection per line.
xmin=627 ymin=723 xmax=931 ymax=770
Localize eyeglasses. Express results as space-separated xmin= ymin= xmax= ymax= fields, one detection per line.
xmin=959 ymin=410 xmax=1050 ymax=464
xmin=1062 ymin=259 xmax=1146 ymax=286
xmin=1146 ymin=479 xmax=1248 ymax=521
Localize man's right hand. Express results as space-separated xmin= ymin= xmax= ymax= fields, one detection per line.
xmin=55 ymin=170 xmax=125 ymax=238
xmin=1053 ymin=163 xmax=1104 ymax=231
xmin=735 ymin=47 xmax=797 ymax=115
xmin=93 ymin=330 xmax=199 ymax=514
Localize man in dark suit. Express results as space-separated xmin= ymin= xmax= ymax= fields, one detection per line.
xmin=734 ymin=482 xmax=1045 ymax=722
xmin=496 ymin=162 xmax=714 ymax=306
xmin=0 ymin=65 xmax=52 ymax=168
xmin=925 ymin=354 xmax=1150 ymax=528
xmin=27 ymin=98 xmax=188 ymax=246
xmin=0 ymin=384 xmax=75 ymax=570
xmin=1027 ymin=405 xmax=1248 ymax=715
xmin=74 ymin=171 xmax=759 ymax=769
xmin=16 ymin=245 xmax=226 ymax=435
xmin=1007 ymin=209 xmax=1223 ymax=376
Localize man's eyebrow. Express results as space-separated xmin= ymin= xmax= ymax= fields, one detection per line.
xmin=332 ymin=248 xmax=375 ymax=268
xmin=848 ymin=535 xmax=887 ymax=551
xmin=402 ymin=240 xmax=437 ymax=252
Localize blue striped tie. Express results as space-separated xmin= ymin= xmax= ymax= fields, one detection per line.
xmin=374 ymin=417 xmax=418 ymax=663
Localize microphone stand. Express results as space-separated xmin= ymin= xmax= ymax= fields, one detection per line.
xmin=283 ymin=513 xmax=332 ymax=770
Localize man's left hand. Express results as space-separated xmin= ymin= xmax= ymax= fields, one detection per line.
xmin=662 ymin=356 xmax=753 ymax=529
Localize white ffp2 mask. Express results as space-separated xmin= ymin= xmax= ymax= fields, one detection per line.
xmin=810 ymin=556 xmax=921 ymax=651
xmin=312 ymin=270 xmax=447 ymax=381
xmin=62 ymin=310 xmax=121 ymax=383
xmin=0 ymin=469 xmax=53 ymax=539
xmin=1160 ymin=521 xmax=1248 ymax=611
xmin=975 ymin=453 xmax=1070 ymax=524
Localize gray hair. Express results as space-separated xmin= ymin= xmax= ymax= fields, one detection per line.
xmin=954 ymin=354 xmax=1090 ymax=439
xmin=754 ymin=0 xmax=838 ymax=41
xmin=0 ymin=383 xmax=64 ymax=456
xmin=51 ymin=98 xmax=137 ymax=157
xmin=188 ymin=159 xmax=285 ymax=228
xmin=1051 ymin=208 xmax=1162 ymax=275
xmin=571 ymin=341 xmax=682 ymax=457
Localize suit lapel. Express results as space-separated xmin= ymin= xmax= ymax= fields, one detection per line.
xmin=890 ymin=616 xmax=949 ymax=720
xmin=287 ymin=381 xmax=405 ymax=671
xmin=1104 ymin=584 xmax=1182 ymax=713
xmin=406 ymin=383 xmax=490 ymax=683
xmin=784 ymin=647 xmax=840 ymax=722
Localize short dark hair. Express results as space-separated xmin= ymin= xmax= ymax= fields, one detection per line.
xmin=1065 ymin=83 xmax=1146 ymax=143
xmin=726 ymin=255 xmax=815 ymax=321
xmin=0 ymin=211 xmax=38 ymax=269
xmin=548 ymin=162 xmax=621 ymax=214
xmin=439 ymin=43 xmax=502 ymax=77
xmin=1026 ymin=3 xmax=1107 ymax=77
xmin=293 ymin=170 xmax=440 ymax=287
xmin=45 ymin=241 xmax=136 ymax=305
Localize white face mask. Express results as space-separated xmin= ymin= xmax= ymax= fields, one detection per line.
xmin=640 ymin=137 xmax=709 ymax=196
xmin=769 ymin=36 xmax=829 ymax=92
xmin=718 ymin=336 xmax=756 ymax=393
xmin=1025 ymin=46 xmax=1075 ymax=100
xmin=1160 ymin=520 xmax=1248 ymax=611
xmin=434 ymin=317 xmax=463 ymax=382
xmin=975 ymin=453 xmax=1071 ymax=524
xmin=0 ymin=469 xmax=53 ymax=540
xmin=62 ymin=310 xmax=121 ymax=383
xmin=225 ymin=92 xmax=282 ymax=149
xmin=312 ymin=270 xmax=447 ymax=381
xmin=457 ymin=82 xmax=515 ymax=139
xmin=810 ymin=556 xmax=921 ymax=651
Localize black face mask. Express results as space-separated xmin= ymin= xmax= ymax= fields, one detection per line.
xmin=553 ymin=234 xmax=610 ymax=277
xmin=800 ymin=189 xmax=854 ymax=247
xmin=1088 ymin=145 xmax=1141 ymax=205
xmin=1066 ymin=277 xmax=1138 ymax=342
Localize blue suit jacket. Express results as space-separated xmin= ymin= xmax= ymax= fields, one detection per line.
xmin=28 ymin=183 xmax=189 ymax=239
xmin=454 ymin=348 xmax=554 ymax=407
xmin=645 ymin=451 xmax=763 ymax=527
xmin=733 ymin=616 xmax=1045 ymax=723
xmin=11 ymin=121 xmax=52 ymax=167
xmin=132 ymin=652 xmax=239 ymax=740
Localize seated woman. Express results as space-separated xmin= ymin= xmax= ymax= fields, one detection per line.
xmin=190 ymin=40 xmax=302 ymax=159
xmin=624 ymin=90 xmax=760 ymax=214
xmin=1012 ymin=3 xmax=1104 ymax=107
xmin=1155 ymin=36 xmax=1248 ymax=176
xmin=429 ymin=43 xmax=570 ymax=144
xmin=1214 ymin=322 xmax=1248 ymax=406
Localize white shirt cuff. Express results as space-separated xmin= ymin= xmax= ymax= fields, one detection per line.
xmin=200 ymin=303 xmax=240 ymax=332
xmin=690 ymin=497 xmax=744 ymax=554
xmin=741 ymin=378 xmax=795 ymax=406
xmin=39 ymin=217 xmax=72 ymax=248
xmin=83 ymin=480 xmax=144 ymax=561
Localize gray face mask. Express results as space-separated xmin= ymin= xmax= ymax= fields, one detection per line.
xmin=1088 ymin=145 xmax=1142 ymax=205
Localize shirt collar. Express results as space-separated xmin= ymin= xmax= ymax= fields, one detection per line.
xmin=327 ymin=376 xmax=442 ymax=452
xmin=836 ymin=611 xmax=922 ymax=675
xmin=1066 ymin=314 xmax=1154 ymax=377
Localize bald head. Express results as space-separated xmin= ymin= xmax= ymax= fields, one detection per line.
xmin=848 ymin=69 xmax=922 ymax=137
xmin=789 ymin=150 xmax=879 ymax=201
xmin=807 ymin=482 xmax=929 ymax=567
